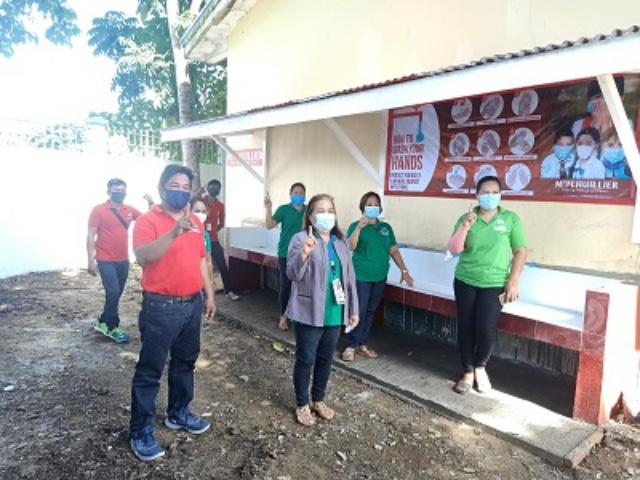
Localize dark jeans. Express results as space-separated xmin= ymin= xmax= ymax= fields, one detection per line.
xmin=129 ymin=293 xmax=203 ymax=437
xmin=97 ymin=260 xmax=129 ymax=329
xmin=210 ymin=241 xmax=233 ymax=293
xmin=347 ymin=279 xmax=386 ymax=348
xmin=293 ymin=322 xmax=340 ymax=407
xmin=453 ymin=278 xmax=503 ymax=373
xmin=278 ymin=256 xmax=292 ymax=316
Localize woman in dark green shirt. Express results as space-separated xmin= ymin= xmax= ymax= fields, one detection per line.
xmin=447 ymin=176 xmax=527 ymax=395
xmin=265 ymin=182 xmax=306 ymax=330
xmin=341 ymin=192 xmax=414 ymax=362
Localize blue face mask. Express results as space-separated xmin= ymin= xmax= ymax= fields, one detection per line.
xmin=364 ymin=205 xmax=380 ymax=219
xmin=587 ymin=101 xmax=594 ymax=114
xmin=165 ymin=189 xmax=191 ymax=210
xmin=554 ymin=145 xmax=573 ymax=161
xmin=314 ymin=213 xmax=336 ymax=232
xmin=478 ymin=193 xmax=501 ymax=211
xmin=290 ymin=194 xmax=305 ymax=206
xmin=603 ymin=147 xmax=625 ymax=164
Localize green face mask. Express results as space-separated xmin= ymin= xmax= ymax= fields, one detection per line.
xmin=208 ymin=187 xmax=220 ymax=197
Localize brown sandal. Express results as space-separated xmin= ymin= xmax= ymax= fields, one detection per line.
xmin=311 ymin=402 xmax=335 ymax=420
xmin=356 ymin=346 xmax=378 ymax=358
xmin=295 ymin=405 xmax=316 ymax=427
xmin=341 ymin=347 xmax=355 ymax=361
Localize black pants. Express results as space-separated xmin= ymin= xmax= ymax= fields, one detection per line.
xmin=453 ymin=278 xmax=503 ymax=373
xmin=97 ymin=260 xmax=129 ymax=329
xmin=210 ymin=241 xmax=233 ymax=293
xmin=278 ymin=256 xmax=292 ymax=316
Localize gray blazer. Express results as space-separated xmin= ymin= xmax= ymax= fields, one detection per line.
xmin=285 ymin=231 xmax=359 ymax=327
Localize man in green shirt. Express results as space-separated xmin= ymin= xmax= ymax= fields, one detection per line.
xmin=264 ymin=182 xmax=306 ymax=330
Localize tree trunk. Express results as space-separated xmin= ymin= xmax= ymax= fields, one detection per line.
xmin=166 ymin=0 xmax=202 ymax=188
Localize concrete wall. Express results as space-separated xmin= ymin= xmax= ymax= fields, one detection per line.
xmin=0 ymin=146 xmax=221 ymax=278
xmin=227 ymin=0 xmax=639 ymax=112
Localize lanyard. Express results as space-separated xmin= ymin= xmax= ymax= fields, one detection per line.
xmin=326 ymin=237 xmax=339 ymax=279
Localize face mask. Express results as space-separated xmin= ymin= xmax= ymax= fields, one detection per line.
xmin=554 ymin=145 xmax=573 ymax=161
xmin=208 ymin=187 xmax=220 ymax=197
xmin=110 ymin=192 xmax=126 ymax=203
xmin=478 ymin=193 xmax=501 ymax=211
xmin=602 ymin=147 xmax=625 ymax=164
xmin=165 ymin=189 xmax=191 ymax=210
xmin=314 ymin=213 xmax=336 ymax=232
xmin=194 ymin=212 xmax=207 ymax=224
xmin=290 ymin=194 xmax=305 ymax=206
xmin=576 ymin=145 xmax=594 ymax=159
xmin=587 ymin=101 xmax=594 ymax=114
xmin=364 ymin=205 xmax=380 ymax=219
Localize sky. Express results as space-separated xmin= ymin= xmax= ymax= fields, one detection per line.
xmin=0 ymin=0 xmax=137 ymax=125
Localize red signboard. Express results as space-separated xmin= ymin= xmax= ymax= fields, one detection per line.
xmin=385 ymin=75 xmax=640 ymax=204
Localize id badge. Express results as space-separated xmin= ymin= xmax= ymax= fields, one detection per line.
xmin=332 ymin=278 xmax=346 ymax=305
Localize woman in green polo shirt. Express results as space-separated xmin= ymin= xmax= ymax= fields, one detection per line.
xmin=265 ymin=182 xmax=306 ymax=330
xmin=341 ymin=192 xmax=414 ymax=362
xmin=447 ymin=175 xmax=527 ymax=395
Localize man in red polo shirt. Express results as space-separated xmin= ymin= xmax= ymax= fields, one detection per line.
xmin=203 ymin=179 xmax=239 ymax=300
xmin=87 ymin=178 xmax=147 ymax=343
xmin=129 ymin=164 xmax=215 ymax=462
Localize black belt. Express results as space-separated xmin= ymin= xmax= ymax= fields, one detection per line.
xmin=143 ymin=291 xmax=202 ymax=304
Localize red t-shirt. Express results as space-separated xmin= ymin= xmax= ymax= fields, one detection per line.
xmin=203 ymin=196 xmax=225 ymax=242
xmin=133 ymin=206 xmax=205 ymax=297
xmin=88 ymin=202 xmax=142 ymax=262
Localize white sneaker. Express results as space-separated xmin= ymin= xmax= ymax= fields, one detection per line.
xmin=226 ymin=291 xmax=240 ymax=301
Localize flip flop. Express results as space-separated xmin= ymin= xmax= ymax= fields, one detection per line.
xmin=453 ymin=381 xmax=472 ymax=395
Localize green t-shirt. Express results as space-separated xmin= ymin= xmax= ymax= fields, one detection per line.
xmin=324 ymin=238 xmax=344 ymax=327
xmin=273 ymin=203 xmax=306 ymax=258
xmin=203 ymin=230 xmax=212 ymax=254
xmin=347 ymin=220 xmax=397 ymax=282
xmin=453 ymin=207 xmax=527 ymax=288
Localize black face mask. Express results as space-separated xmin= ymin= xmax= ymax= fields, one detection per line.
xmin=110 ymin=192 xmax=126 ymax=203
xmin=207 ymin=187 xmax=220 ymax=197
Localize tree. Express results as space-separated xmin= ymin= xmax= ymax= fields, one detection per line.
xmin=0 ymin=0 xmax=80 ymax=57
xmin=89 ymin=0 xmax=226 ymax=187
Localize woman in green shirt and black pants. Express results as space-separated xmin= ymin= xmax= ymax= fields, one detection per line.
xmin=447 ymin=176 xmax=527 ymax=395
xmin=265 ymin=182 xmax=306 ymax=330
xmin=341 ymin=192 xmax=414 ymax=362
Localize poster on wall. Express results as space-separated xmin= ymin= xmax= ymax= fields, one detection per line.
xmin=226 ymin=148 xmax=264 ymax=167
xmin=384 ymin=75 xmax=640 ymax=204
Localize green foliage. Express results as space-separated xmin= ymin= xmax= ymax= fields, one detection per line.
xmin=0 ymin=0 xmax=80 ymax=57
xmin=88 ymin=1 xmax=226 ymax=164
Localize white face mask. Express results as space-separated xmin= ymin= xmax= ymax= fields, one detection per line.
xmin=194 ymin=212 xmax=207 ymax=224
xmin=576 ymin=145 xmax=595 ymax=159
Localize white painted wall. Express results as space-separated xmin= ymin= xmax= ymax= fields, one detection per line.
xmin=0 ymin=146 xmax=220 ymax=278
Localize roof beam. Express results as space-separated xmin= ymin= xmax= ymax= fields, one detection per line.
xmin=211 ymin=135 xmax=264 ymax=185
xmin=162 ymin=35 xmax=640 ymax=142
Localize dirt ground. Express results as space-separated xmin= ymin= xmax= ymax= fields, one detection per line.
xmin=1 ymin=269 xmax=640 ymax=479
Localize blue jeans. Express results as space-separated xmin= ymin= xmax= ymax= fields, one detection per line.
xmin=129 ymin=293 xmax=203 ymax=437
xmin=293 ymin=323 xmax=340 ymax=407
xmin=97 ymin=260 xmax=129 ymax=330
xmin=278 ymin=256 xmax=292 ymax=316
xmin=210 ymin=241 xmax=234 ymax=293
xmin=347 ymin=279 xmax=386 ymax=348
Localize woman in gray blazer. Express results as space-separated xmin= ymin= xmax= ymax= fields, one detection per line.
xmin=286 ymin=193 xmax=359 ymax=426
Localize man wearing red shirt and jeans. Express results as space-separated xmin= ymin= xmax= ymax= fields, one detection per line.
xmin=129 ymin=165 xmax=215 ymax=462
xmin=204 ymin=179 xmax=239 ymax=301
xmin=87 ymin=178 xmax=144 ymax=343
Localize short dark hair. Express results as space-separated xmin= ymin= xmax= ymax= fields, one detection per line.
xmin=107 ymin=178 xmax=126 ymax=189
xmin=289 ymin=182 xmax=306 ymax=194
xmin=476 ymin=175 xmax=501 ymax=193
xmin=159 ymin=164 xmax=194 ymax=189
xmin=554 ymin=129 xmax=574 ymax=143
xmin=189 ymin=196 xmax=205 ymax=209
xmin=358 ymin=191 xmax=381 ymax=212
xmin=302 ymin=193 xmax=344 ymax=239
xmin=207 ymin=179 xmax=221 ymax=188
xmin=577 ymin=126 xmax=601 ymax=145
xmin=587 ymin=76 xmax=624 ymax=100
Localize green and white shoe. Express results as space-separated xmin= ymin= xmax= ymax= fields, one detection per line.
xmin=94 ymin=322 xmax=109 ymax=336
xmin=107 ymin=327 xmax=129 ymax=343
